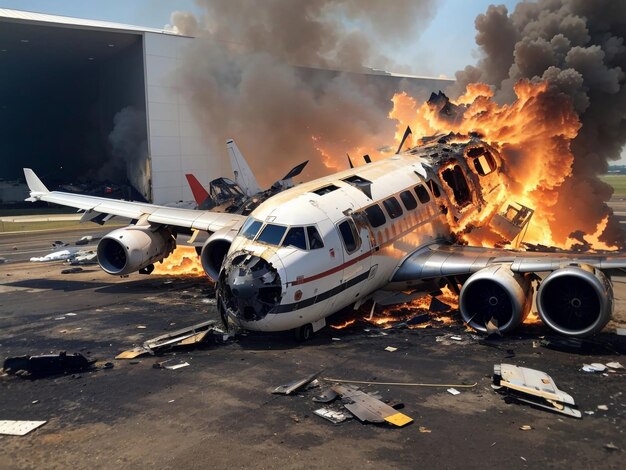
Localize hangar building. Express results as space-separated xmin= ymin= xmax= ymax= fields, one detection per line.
xmin=0 ymin=8 xmax=453 ymax=205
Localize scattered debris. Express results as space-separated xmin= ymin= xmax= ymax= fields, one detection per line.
xmin=201 ymin=298 xmax=217 ymax=305
xmin=492 ymin=363 xmax=581 ymax=418
xmin=519 ymin=425 xmax=533 ymax=431
xmin=54 ymin=316 xmax=65 ymax=320
xmin=273 ymin=372 xmax=320 ymax=395
xmin=0 ymin=257 xmax=7 ymax=264
xmin=0 ymin=420 xmax=47 ymax=436
xmin=331 ymin=384 xmax=413 ymax=427
xmin=606 ymin=362 xmax=623 ymax=369
xmin=117 ymin=320 xmax=223 ymax=359
xmin=331 ymin=337 xmax=341 ymax=341
xmin=75 ymin=235 xmax=94 ymax=245
xmin=584 ymin=410 xmax=595 ymax=415
xmin=418 ymin=426 xmax=432 ymax=433
xmin=3 ymin=352 xmax=95 ymax=378
xmin=314 ymin=408 xmax=348 ymax=424
xmin=616 ymin=327 xmax=626 ymax=336
xmin=582 ymin=363 xmax=607 ymax=373
xmin=30 ymin=249 xmax=76 ymax=262
xmin=137 ymin=325 xmax=147 ymax=329
xmin=61 ymin=267 xmax=83 ymax=274
xmin=52 ymin=240 xmax=69 ymax=248
xmin=69 ymin=250 xmax=97 ymax=265
xmin=384 ymin=346 xmax=398 ymax=352
xmin=164 ymin=362 xmax=190 ymax=370
xmin=313 ymin=389 xmax=339 ymax=403
xmin=450 ymin=336 xmax=463 ymax=341
xmin=604 ymin=443 xmax=620 ymax=452
xmin=447 ymin=388 xmax=460 ymax=396
xmin=597 ymin=404 xmax=608 ymax=411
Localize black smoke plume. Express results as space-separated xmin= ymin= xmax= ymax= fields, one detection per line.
xmin=455 ymin=0 xmax=626 ymax=247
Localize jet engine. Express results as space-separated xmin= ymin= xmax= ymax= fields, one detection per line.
xmin=459 ymin=265 xmax=532 ymax=333
xmin=537 ymin=265 xmax=612 ymax=337
xmin=97 ymin=225 xmax=175 ymax=275
xmin=200 ymin=228 xmax=236 ymax=281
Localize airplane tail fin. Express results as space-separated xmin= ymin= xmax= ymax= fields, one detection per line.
xmin=226 ymin=139 xmax=262 ymax=197
xmin=23 ymin=168 xmax=49 ymax=197
xmin=185 ymin=174 xmax=210 ymax=205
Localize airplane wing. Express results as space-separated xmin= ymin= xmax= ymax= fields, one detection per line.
xmin=392 ymin=243 xmax=626 ymax=282
xmin=24 ymin=169 xmax=245 ymax=233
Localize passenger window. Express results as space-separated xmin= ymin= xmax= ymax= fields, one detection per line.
xmin=364 ymin=204 xmax=386 ymax=228
xmin=283 ymin=227 xmax=307 ymax=250
xmin=338 ymin=220 xmax=359 ymax=254
xmin=399 ymin=190 xmax=417 ymax=210
xmin=240 ymin=218 xmax=262 ymax=240
xmin=383 ymin=197 xmax=403 ymax=219
xmin=427 ymin=180 xmax=441 ymax=198
xmin=307 ymin=226 xmax=324 ymax=249
xmin=468 ymin=147 xmax=497 ymax=176
xmin=414 ymin=184 xmax=431 ymax=204
xmin=257 ymin=224 xmax=287 ymax=245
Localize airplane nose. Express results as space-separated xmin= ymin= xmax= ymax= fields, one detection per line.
xmin=218 ymin=253 xmax=283 ymax=322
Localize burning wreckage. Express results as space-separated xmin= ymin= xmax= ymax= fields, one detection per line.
xmin=22 ymin=87 xmax=626 ymax=341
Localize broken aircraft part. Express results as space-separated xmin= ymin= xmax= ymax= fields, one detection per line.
xmin=272 ymin=372 xmax=320 ymax=395
xmin=331 ymin=384 xmax=413 ymax=427
xmin=313 ymin=408 xmax=349 ymax=424
xmin=312 ymin=388 xmax=339 ymax=403
xmin=3 ymin=352 xmax=95 ymax=378
xmin=492 ymin=363 xmax=581 ymax=419
xmin=0 ymin=420 xmax=47 ymax=436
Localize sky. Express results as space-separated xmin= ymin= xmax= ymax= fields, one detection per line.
xmin=0 ymin=0 xmax=519 ymax=77
xmin=1 ymin=0 xmax=624 ymax=164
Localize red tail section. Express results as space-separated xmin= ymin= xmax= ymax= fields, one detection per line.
xmin=185 ymin=174 xmax=210 ymax=205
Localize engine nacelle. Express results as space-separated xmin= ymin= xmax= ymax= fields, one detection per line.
xmin=459 ymin=265 xmax=532 ymax=333
xmin=97 ymin=226 xmax=175 ymax=275
xmin=200 ymin=227 xmax=236 ymax=281
xmin=537 ymin=265 xmax=612 ymax=337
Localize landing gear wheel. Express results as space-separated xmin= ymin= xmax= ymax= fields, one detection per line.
xmin=294 ymin=323 xmax=313 ymax=342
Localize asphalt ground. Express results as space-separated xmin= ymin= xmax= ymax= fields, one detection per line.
xmin=1 ymin=210 xmax=625 ymax=469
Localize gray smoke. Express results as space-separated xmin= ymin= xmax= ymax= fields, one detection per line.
xmin=102 ymin=106 xmax=149 ymax=199
xmin=171 ymin=0 xmax=436 ymax=185
xmin=454 ymin=0 xmax=626 ymax=248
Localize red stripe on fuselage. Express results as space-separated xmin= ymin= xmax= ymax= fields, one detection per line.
xmin=288 ymin=250 xmax=373 ymax=286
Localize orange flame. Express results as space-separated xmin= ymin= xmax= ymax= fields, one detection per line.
xmin=389 ymin=80 xmax=617 ymax=250
xmin=152 ymin=246 xmax=205 ymax=276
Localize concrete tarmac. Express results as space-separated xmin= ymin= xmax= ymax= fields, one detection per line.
xmin=0 ymin=217 xmax=625 ymax=469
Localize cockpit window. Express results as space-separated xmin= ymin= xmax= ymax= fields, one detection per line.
xmin=283 ymin=227 xmax=307 ymax=250
xmin=257 ymin=224 xmax=287 ymax=245
xmin=240 ymin=218 xmax=262 ymax=240
xmin=307 ymin=226 xmax=324 ymax=249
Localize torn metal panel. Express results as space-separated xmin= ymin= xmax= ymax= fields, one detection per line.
xmin=313 ymin=408 xmax=349 ymax=424
xmin=492 ymin=363 xmax=581 ymax=419
xmin=331 ymin=384 xmax=413 ymax=427
xmin=143 ymin=320 xmax=218 ymax=352
xmin=272 ymin=372 xmax=320 ymax=395
xmin=312 ymin=389 xmax=339 ymax=403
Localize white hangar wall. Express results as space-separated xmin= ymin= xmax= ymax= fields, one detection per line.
xmin=143 ymin=32 xmax=223 ymax=205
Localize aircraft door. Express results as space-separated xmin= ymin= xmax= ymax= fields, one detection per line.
xmin=335 ymin=216 xmax=372 ymax=310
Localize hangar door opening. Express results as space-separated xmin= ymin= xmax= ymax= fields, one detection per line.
xmin=0 ymin=20 xmax=150 ymax=201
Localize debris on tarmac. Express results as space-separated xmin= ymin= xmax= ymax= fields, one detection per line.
xmin=384 ymin=346 xmax=397 ymax=352
xmin=52 ymin=240 xmax=69 ymax=248
xmin=604 ymin=443 xmax=620 ymax=451
xmin=312 ymin=388 xmax=339 ymax=403
xmin=3 ymin=352 xmax=95 ymax=378
xmin=273 ymin=372 xmax=320 ymax=395
xmin=419 ymin=426 xmax=432 ymax=433
xmin=75 ymin=235 xmax=95 ymax=245
xmin=61 ymin=267 xmax=83 ymax=274
xmin=582 ymin=363 xmax=607 ymax=372
xmin=597 ymin=404 xmax=608 ymax=411
xmin=117 ymin=320 xmax=226 ymax=359
xmin=492 ymin=363 xmax=581 ymax=418
xmin=519 ymin=425 xmax=533 ymax=431
xmin=165 ymin=362 xmax=190 ymax=370
xmin=331 ymin=384 xmax=413 ymax=427
xmin=314 ymin=408 xmax=349 ymax=424
xmin=606 ymin=361 xmax=623 ymax=369
xmin=323 ymin=377 xmax=477 ymax=389
xmin=0 ymin=420 xmax=47 ymax=436
xmin=447 ymin=388 xmax=460 ymax=395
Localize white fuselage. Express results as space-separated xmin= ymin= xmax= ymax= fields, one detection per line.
xmin=217 ymin=145 xmax=507 ymax=332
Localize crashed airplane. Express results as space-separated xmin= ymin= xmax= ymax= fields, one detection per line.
xmin=23 ymin=132 xmax=625 ymax=340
